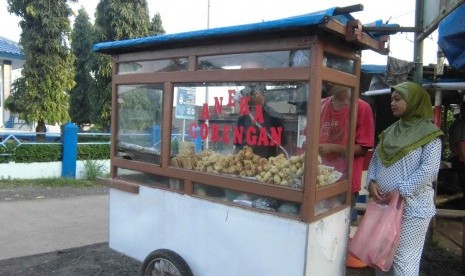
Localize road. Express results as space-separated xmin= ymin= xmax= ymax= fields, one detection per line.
xmin=0 ymin=195 xmax=108 ymax=261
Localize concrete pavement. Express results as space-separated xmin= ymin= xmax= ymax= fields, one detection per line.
xmin=0 ymin=195 xmax=108 ymax=260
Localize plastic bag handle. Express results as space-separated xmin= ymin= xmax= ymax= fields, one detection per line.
xmin=389 ymin=189 xmax=404 ymax=211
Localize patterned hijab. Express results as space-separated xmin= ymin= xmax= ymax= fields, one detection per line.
xmin=378 ymin=82 xmax=443 ymax=167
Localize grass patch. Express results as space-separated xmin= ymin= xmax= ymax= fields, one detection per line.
xmin=0 ymin=178 xmax=99 ymax=188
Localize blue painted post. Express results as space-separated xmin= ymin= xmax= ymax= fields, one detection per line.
xmin=153 ymin=124 xmax=161 ymax=148
xmin=194 ymin=126 xmax=202 ymax=153
xmin=62 ymin=122 xmax=78 ymax=178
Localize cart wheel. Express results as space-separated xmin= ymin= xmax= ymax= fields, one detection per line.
xmin=141 ymin=249 xmax=193 ymax=276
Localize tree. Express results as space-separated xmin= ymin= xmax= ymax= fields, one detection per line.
xmin=150 ymin=12 xmax=166 ymax=35
xmin=70 ymin=7 xmax=95 ymax=127
xmin=92 ymin=0 xmax=154 ymax=130
xmin=5 ymin=77 xmax=27 ymax=114
xmin=7 ymin=0 xmax=76 ymax=140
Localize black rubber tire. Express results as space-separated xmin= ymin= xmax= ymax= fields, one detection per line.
xmin=141 ymin=249 xmax=193 ymax=276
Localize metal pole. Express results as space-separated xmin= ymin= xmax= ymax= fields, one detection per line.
xmin=205 ymin=0 xmax=210 ymax=149
xmin=207 ymin=0 xmax=210 ymax=29
xmin=413 ymin=0 xmax=424 ymax=84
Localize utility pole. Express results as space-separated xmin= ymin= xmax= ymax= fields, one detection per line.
xmin=207 ymin=0 xmax=210 ymax=29
xmin=413 ymin=0 xmax=424 ymax=84
xmin=204 ymin=0 xmax=211 ymax=149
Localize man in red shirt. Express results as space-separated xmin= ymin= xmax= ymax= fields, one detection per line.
xmin=319 ymin=84 xmax=375 ymax=206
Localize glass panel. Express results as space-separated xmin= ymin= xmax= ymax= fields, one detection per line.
xmin=315 ymin=192 xmax=346 ymax=216
xmin=194 ymin=182 xmax=301 ymax=216
xmin=0 ymin=65 xmax=3 ymax=100
xmin=116 ymin=84 xmax=163 ymax=164
xmin=197 ymin=50 xmax=310 ymax=70
xmin=170 ymin=82 xmax=308 ymax=190
xmin=116 ymin=168 xmax=184 ymax=190
xmin=323 ymin=52 xmax=355 ymax=74
xmin=117 ymin=58 xmax=188 ymax=74
xmin=317 ymin=82 xmax=353 ymax=187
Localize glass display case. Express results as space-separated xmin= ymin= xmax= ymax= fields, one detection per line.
xmin=97 ymin=14 xmax=388 ymax=223
xmin=94 ymin=8 xmax=390 ymax=275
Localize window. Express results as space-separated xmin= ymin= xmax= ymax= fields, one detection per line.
xmin=197 ymin=50 xmax=310 ymax=70
xmin=118 ymin=58 xmax=188 ymax=74
xmin=116 ymin=84 xmax=163 ymax=164
xmin=170 ymin=82 xmax=307 ymax=190
xmin=117 ymin=168 xmax=183 ymax=190
xmin=323 ymin=52 xmax=355 ymax=74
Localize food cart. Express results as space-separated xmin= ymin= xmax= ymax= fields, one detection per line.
xmin=94 ymin=5 xmax=389 ymax=276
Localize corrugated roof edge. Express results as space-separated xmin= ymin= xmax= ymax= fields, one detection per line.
xmin=0 ymin=51 xmax=25 ymax=61
xmin=93 ymin=7 xmax=341 ymax=55
xmin=0 ymin=36 xmax=24 ymax=58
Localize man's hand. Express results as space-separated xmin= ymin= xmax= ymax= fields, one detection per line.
xmin=319 ymin=143 xmax=344 ymax=157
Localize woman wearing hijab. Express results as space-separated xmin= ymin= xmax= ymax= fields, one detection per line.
xmin=366 ymin=81 xmax=443 ymax=276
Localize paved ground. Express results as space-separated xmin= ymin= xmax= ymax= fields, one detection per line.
xmin=0 ymin=242 xmax=141 ymax=276
xmin=0 ymin=188 xmax=142 ymax=276
xmin=0 ymin=186 xmax=462 ymax=275
xmin=0 ymin=195 xmax=108 ymax=260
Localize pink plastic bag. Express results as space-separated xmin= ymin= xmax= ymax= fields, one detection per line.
xmin=349 ymin=189 xmax=404 ymax=272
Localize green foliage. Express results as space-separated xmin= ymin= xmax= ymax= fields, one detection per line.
xmin=7 ymin=0 xmax=76 ymax=125
xmin=150 ymin=12 xmax=166 ymax=35
xmin=0 ymin=141 xmax=18 ymax=163
xmin=0 ymin=144 xmax=110 ymax=163
xmin=95 ymin=0 xmax=152 ymax=41
xmin=14 ymin=144 xmax=62 ymax=163
xmin=77 ymin=144 xmax=110 ymax=160
xmin=78 ymin=135 xmax=111 ymax=143
xmin=119 ymin=86 xmax=163 ymax=131
xmin=0 ymin=177 xmax=98 ymax=188
xmin=89 ymin=54 xmax=112 ymax=130
xmin=5 ymin=77 xmax=27 ymax=115
xmin=172 ymin=139 xmax=179 ymax=155
xmin=443 ymin=108 xmax=455 ymax=158
xmin=69 ymin=8 xmax=95 ymax=126
xmin=83 ymin=159 xmax=107 ymax=181
xmin=93 ymin=0 xmax=155 ymax=129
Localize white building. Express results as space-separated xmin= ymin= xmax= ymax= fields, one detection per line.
xmin=0 ymin=36 xmax=24 ymax=128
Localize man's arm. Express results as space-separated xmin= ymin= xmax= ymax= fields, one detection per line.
xmin=354 ymin=144 xmax=369 ymax=157
xmin=318 ymin=144 xmax=368 ymax=157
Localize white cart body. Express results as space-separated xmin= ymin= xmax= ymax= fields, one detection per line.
xmin=109 ymin=186 xmax=350 ymax=276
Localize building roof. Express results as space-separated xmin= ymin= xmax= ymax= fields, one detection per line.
xmin=0 ymin=36 xmax=24 ymax=69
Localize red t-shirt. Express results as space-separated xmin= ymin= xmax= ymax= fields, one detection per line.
xmin=319 ymin=97 xmax=374 ymax=192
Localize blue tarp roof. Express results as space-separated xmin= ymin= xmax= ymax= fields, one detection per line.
xmin=0 ymin=36 xmax=24 ymax=61
xmin=94 ymin=7 xmax=356 ymax=54
xmin=361 ymin=64 xmax=386 ymax=74
xmin=438 ymin=3 xmax=465 ymax=69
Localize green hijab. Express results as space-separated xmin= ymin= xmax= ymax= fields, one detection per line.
xmin=378 ymin=82 xmax=443 ymax=167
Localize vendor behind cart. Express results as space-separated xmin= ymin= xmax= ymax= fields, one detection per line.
xmin=318 ymin=83 xmax=375 ymax=207
xmin=234 ymin=84 xmax=286 ymax=159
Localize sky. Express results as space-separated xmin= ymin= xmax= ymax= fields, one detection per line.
xmin=0 ymin=0 xmax=441 ymax=66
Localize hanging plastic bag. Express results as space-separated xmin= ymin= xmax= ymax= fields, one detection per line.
xmin=348 ymin=189 xmax=404 ymax=272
